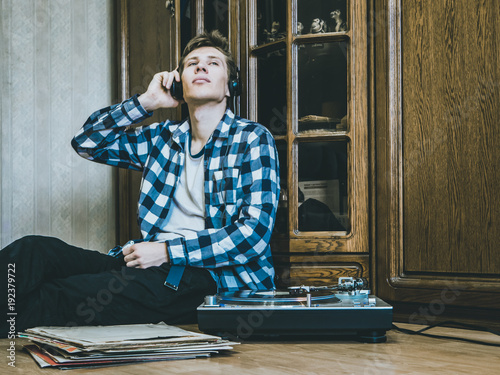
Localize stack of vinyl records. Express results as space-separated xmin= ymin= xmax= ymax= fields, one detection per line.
xmin=18 ymin=322 xmax=239 ymax=369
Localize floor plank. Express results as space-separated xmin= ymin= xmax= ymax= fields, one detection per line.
xmin=1 ymin=323 xmax=499 ymax=374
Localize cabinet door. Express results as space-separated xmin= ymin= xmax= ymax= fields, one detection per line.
xmin=374 ymin=0 xmax=500 ymax=327
xmin=244 ymin=0 xmax=370 ymax=287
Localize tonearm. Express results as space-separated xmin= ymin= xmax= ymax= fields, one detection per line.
xmin=288 ymin=277 xmax=369 ymax=294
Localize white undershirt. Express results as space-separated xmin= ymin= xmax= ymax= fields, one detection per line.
xmin=156 ymin=136 xmax=205 ymax=241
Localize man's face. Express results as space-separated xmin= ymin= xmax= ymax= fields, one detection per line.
xmin=181 ymin=46 xmax=230 ymax=105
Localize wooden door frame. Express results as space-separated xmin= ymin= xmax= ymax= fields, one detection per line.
xmin=116 ymin=0 xmax=132 ymax=245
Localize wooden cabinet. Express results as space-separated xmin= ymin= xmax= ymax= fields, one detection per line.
xmin=117 ymin=0 xmax=499 ymax=328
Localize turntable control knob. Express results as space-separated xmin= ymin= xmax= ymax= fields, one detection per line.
xmin=204 ymin=295 xmax=218 ymax=306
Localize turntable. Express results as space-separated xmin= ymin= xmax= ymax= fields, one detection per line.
xmin=197 ymin=277 xmax=393 ymax=343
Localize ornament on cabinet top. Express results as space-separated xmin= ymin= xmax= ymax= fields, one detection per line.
xmin=330 ymin=10 xmax=347 ymax=32
xmin=297 ymin=22 xmax=304 ymax=35
xmin=310 ymin=18 xmax=327 ymax=34
xmin=264 ymin=21 xmax=286 ymax=43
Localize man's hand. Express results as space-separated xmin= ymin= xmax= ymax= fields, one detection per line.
xmin=122 ymin=242 xmax=169 ymax=269
xmin=138 ymin=70 xmax=182 ymax=112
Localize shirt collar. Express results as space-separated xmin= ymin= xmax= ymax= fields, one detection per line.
xmin=211 ymin=108 xmax=235 ymax=139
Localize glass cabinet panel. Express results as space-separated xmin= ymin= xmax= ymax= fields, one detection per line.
xmin=257 ymin=0 xmax=287 ymax=46
xmin=244 ymin=0 xmax=368 ymax=278
xmin=298 ymin=141 xmax=349 ymax=232
xmin=297 ymin=0 xmax=348 ymax=35
xmin=257 ymin=49 xmax=287 ymax=135
xmin=298 ymin=41 xmax=348 ymax=132
xmin=204 ymin=0 xmax=229 ymax=37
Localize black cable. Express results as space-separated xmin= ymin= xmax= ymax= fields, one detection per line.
xmin=392 ymin=321 xmax=500 ymax=347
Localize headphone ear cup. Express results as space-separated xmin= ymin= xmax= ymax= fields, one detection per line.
xmin=228 ymin=71 xmax=241 ymax=97
xmin=171 ymin=79 xmax=183 ymax=100
xmin=229 ymin=80 xmax=241 ymax=96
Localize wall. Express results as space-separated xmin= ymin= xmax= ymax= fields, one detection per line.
xmin=1 ymin=0 xmax=117 ymax=251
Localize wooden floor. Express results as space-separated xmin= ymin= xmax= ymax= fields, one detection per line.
xmin=2 ymin=323 xmax=499 ymax=374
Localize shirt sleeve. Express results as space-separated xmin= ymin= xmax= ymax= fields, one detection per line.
xmin=71 ymin=95 xmax=158 ymax=171
xmin=166 ymin=127 xmax=280 ymax=269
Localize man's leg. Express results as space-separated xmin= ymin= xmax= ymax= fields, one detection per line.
xmin=1 ymin=235 xmax=124 ymax=336
xmin=1 ymin=235 xmax=124 ymax=297
xmin=14 ymin=263 xmax=216 ymax=332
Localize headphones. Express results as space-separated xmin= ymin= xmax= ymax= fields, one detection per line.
xmin=171 ymin=68 xmax=241 ymax=101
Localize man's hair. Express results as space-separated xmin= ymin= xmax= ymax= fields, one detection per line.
xmin=178 ymin=30 xmax=237 ymax=84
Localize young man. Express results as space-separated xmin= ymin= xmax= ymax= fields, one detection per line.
xmin=0 ymin=30 xmax=280 ymax=336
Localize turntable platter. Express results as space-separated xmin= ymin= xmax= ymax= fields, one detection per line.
xmin=217 ymin=290 xmax=341 ymax=306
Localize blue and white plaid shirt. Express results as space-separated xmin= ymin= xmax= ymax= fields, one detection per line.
xmin=72 ymin=95 xmax=280 ymax=291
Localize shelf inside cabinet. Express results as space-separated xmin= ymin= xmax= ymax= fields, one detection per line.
xmin=293 ymin=32 xmax=350 ymax=45
xmin=251 ymin=40 xmax=287 ymax=55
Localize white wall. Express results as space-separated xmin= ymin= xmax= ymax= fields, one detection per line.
xmin=1 ymin=0 xmax=117 ymax=251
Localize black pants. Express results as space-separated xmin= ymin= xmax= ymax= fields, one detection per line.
xmin=0 ymin=236 xmax=216 ymax=337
